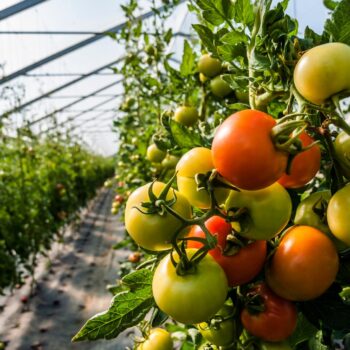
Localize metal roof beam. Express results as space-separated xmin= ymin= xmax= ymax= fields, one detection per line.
xmin=29 ymin=80 xmax=121 ymax=126
xmin=0 ymin=1 xmax=185 ymax=85
xmin=0 ymin=0 xmax=48 ymax=21
xmin=2 ymin=58 xmax=122 ymax=117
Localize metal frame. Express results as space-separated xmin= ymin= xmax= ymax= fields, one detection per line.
xmin=0 ymin=0 xmax=47 ymax=21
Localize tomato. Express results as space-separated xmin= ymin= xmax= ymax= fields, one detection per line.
xmin=260 ymin=341 xmax=292 ymax=350
xmin=114 ymin=194 xmax=124 ymax=204
xmin=138 ymin=328 xmax=173 ymax=350
xmin=199 ymin=73 xmax=208 ymax=83
xmin=266 ymin=225 xmax=339 ymax=301
xmin=187 ymin=216 xmax=266 ymax=286
xmin=294 ymin=191 xmax=347 ymax=250
xmin=197 ymin=304 xmax=235 ymax=346
xmin=334 ymin=131 xmax=350 ymax=179
xmin=235 ymin=90 xmax=249 ymax=103
xmin=225 ymin=182 xmax=292 ymax=240
xmin=197 ymin=54 xmax=222 ymax=78
xmin=294 ymin=42 xmax=350 ymax=105
xmin=210 ymin=76 xmax=232 ymax=98
xmin=161 ymin=154 xmax=179 ymax=169
xmin=278 ymin=132 xmax=321 ymax=188
xmin=327 ymin=185 xmax=350 ymax=246
xmin=147 ymin=144 xmax=166 ymax=163
xmin=241 ymin=283 xmax=297 ymax=342
xmin=176 ymin=147 xmax=229 ymax=209
xmin=152 ymin=249 xmax=228 ymax=324
xmin=212 ymin=110 xmax=288 ymax=190
xmin=125 ymin=182 xmax=192 ymax=251
xmin=128 ymin=252 xmax=141 ymax=263
xmin=173 ymin=106 xmax=199 ymax=126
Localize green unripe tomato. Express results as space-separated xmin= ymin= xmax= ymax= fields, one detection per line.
xmin=138 ymin=328 xmax=173 ymax=350
xmin=161 ymin=154 xmax=179 ymax=169
xmin=197 ymin=305 xmax=235 ymax=347
xmin=334 ymin=131 xmax=350 ymax=179
xmin=294 ymin=42 xmax=350 ymax=105
xmin=147 ymin=144 xmax=166 ymax=163
xmin=235 ymin=90 xmax=249 ymax=103
xmin=173 ymin=106 xmax=199 ymax=126
xmin=327 ymin=184 xmax=350 ymax=246
xmin=198 ymin=54 xmax=222 ymax=78
xmin=210 ymin=76 xmax=233 ymax=98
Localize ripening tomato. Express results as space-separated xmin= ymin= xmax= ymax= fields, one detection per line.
xmin=197 ymin=304 xmax=235 ymax=346
xmin=125 ymin=182 xmax=192 ymax=251
xmin=327 ymin=185 xmax=350 ymax=246
xmin=241 ymin=283 xmax=297 ymax=342
xmin=294 ymin=43 xmax=350 ymax=105
xmin=334 ymin=131 xmax=350 ymax=179
xmin=210 ymin=76 xmax=233 ymax=98
xmin=147 ymin=144 xmax=166 ymax=163
xmin=137 ymin=328 xmax=173 ymax=350
xmin=152 ymin=249 xmax=228 ymax=324
xmin=225 ymin=182 xmax=292 ymax=240
xmin=176 ymin=147 xmax=229 ymax=209
xmin=278 ymin=132 xmax=321 ymax=188
xmin=212 ymin=110 xmax=288 ymax=190
xmin=173 ymin=106 xmax=199 ymax=126
xmin=266 ymin=225 xmax=339 ymax=301
xmin=187 ymin=216 xmax=266 ymax=286
xmin=198 ymin=54 xmax=222 ymax=77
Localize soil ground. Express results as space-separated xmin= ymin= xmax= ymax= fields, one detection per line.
xmin=0 ymin=188 xmax=135 ymax=350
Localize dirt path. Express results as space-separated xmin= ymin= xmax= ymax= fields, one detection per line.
xmin=0 ymin=188 xmax=134 ymax=350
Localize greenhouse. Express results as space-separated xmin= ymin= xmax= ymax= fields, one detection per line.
xmin=0 ymin=0 xmax=350 ymax=349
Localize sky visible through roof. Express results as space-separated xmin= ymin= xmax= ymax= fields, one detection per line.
xmin=0 ymin=0 xmax=329 ymax=156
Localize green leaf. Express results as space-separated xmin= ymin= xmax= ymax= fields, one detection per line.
xmin=169 ymin=119 xmax=203 ymax=150
xmin=288 ymin=313 xmax=318 ymax=347
xmin=202 ymin=10 xmax=225 ymax=25
xmin=221 ymin=30 xmax=248 ymax=45
xmin=308 ymin=331 xmax=329 ymax=350
xmin=323 ymin=0 xmax=340 ymax=10
xmin=226 ymin=102 xmax=249 ymax=111
xmin=217 ymin=43 xmax=246 ymax=62
xmin=192 ymin=24 xmax=217 ymax=55
xmin=324 ymin=0 xmax=350 ymax=44
xmin=180 ymin=40 xmax=196 ymax=77
xmin=232 ymin=0 xmax=255 ymax=27
xmin=72 ymin=269 xmax=154 ymax=342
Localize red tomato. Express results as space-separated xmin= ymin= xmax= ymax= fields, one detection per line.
xmin=187 ymin=216 xmax=267 ymax=286
xmin=278 ymin=132 xmax=321 ymax=188
xmin=212 ymin=110 xmax=288 ymax=190
xmin=241 ymin=283 xmax=297 ymax=342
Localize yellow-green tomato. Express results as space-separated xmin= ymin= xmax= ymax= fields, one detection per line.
xmin=197 ymin=305 xmax=235 ymax=347
xmin=138 ymin=328 xmax=173 ymax=350
xmin=161 ymin=154 xmax=179 ymax=169
xmin=235 ymin=90 xmax=249 ymax=103
xmin=327 ymin=185 xmax=350 ymax=246
xmin=199 ymin=73 xmax=208 ymax=83
xmin=147 ymin=144 xmax=166 ymax=163
xmin=294 ymin=42 xmax=350 ymax=105
xmin=225 ymin=182 xmax=292 ymax=240
xmin=210 ymin=76 xmax=233 ymax=98
xmin=334 ymin=131 xmax=350 ymax=179
xmin=260 ymin=341 xmax=292 ymax=350
xmin=176 ymin=147 xmax=229 ymax=209
xmin=173 ymin=106 xmax=199 ymax=126
xmin=198 ymin=54 xmax=222 ymax=78
xmin=125 ymin=182 xmax=192 ymax=251
xmin=152 ymin=249 xmax=228 ymax=324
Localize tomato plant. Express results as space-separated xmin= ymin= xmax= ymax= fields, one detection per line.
xmin=176 ymin=147 xmax=229 ymax=209
xmin=125 ymin=182 xmax=192 ymax=251
xmin=212 ymin=110 xmax=288 ymax=190
xmin=266 ymin=225 xmax=339 ymax=301
xmin=152 ymin=249 xmax=228 ymax=324
xmin=241 ymin=283 xmax=297 ymax=342
xmin=187 ymin=216 xmax=266 ymax=286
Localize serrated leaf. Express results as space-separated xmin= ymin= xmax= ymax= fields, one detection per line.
xmin=169 ymin=120 xmax=203 ymax=150
xmin=192 ymin=24 xmax=217 ymax=55
xmin=217 ymin=43 xmax=246 ymax=62
xmin=221 ymin=30 xmax=248 ymax=45
xmin=72 ymin=269 xmax=154 ymax=342
xmin=202 ymin=10 xmax=225 ymax=25
xmin=324 ymin=0 xmax=350 ymax=44
xmin=180 ymin=41 xmax=196 ymax=76
xmin=288 ymin=313 xmax=318 ymax=347
xmin=232 ymin=0 xmax=255 ymax=27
